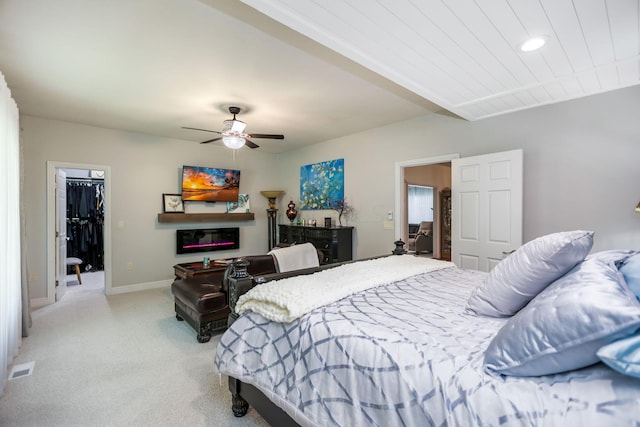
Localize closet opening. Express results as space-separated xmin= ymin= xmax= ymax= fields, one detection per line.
xmin=46 ymin=161 xmax=112 ymax=305
xmin=63 ymin=169 xmax=105 ymax=294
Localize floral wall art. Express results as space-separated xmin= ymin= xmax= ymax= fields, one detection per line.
xmin=300 ymin=158 xmax=344 ymax=210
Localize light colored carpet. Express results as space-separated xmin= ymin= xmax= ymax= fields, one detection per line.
xmin=0 ymin=272 xmax=269 ymax=427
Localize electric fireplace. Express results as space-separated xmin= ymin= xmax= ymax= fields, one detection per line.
xmin=176 ymin=228 xmax=240 ymax=254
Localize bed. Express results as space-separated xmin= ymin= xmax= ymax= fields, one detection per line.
xmin=215 ymin=231 xmax=640 ymax=426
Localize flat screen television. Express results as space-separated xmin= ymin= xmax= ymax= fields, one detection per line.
xmin=181 ymin=165 xmax=240 ymax=202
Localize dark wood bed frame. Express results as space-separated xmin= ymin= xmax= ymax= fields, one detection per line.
xmin=222 ymin=251 xmax=399 ymax=425
xmin=229 ymin=377 xmax=300 ymax=426
xmin=223 ymin=259 xmax=330 ymax=426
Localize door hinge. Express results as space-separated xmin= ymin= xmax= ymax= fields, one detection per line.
xmin=55 ymin=280 xmax=59 ymax=287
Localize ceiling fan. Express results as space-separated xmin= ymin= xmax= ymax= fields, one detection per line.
xmin=182 ymin=106 xmax=284 ymax=149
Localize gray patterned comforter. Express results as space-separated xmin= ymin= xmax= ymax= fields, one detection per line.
xmin=215 ymin=266 xmax=640 ymax=426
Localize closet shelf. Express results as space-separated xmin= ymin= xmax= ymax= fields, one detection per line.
xmin=157 ymin=213 xmax=255 ymax=223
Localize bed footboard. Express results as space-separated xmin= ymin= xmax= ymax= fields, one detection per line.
xmin=224 ymin=260 xmax=325 ymax=326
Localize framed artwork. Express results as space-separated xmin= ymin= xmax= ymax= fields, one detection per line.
xmin=227 ymin=194 xmax=250 ymax=213
xmin=300 ymin=158 xmax=344 ymax=210
xmin=163 ymin=193 xmax=184 ymax=213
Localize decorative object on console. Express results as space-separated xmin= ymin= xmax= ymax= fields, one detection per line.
xmin=330 ymin=198 xmax=354 ymax=226
xmin=227 ymin=194 xmax=250 ymax=213
xmin=181 ymin=105 xmax=285 ymax=150
xmin=300 ymin=158 xmax=344 ymax=210
xmin=286 ymin=201 xmax=298 ymax=223
xmin=163 ymin=194 xmax=184 ymax=213
xmin=181 ymin=165 xmax=240 ymax=202
xmin=261 ymin=191 xmax=284 ymax=250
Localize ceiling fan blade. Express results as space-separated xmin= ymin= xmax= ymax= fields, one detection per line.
xmin=182 ymin=126 xmax=221 ymax=134
xmin=248 ymin=133 xmax=284 ymax=139
xmin=245 ymin=139 xmax=260 ymax=149
xmin=200 ymin=137 xmax=222 ymax=144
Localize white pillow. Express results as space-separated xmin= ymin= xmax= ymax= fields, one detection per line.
xmin=484 ymin=252 xmax=640 ymax=377
xmin=466 ymin=230 xmax=594 ymax=317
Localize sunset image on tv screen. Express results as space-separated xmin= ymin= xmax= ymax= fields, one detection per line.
xmin=181 ymin=166 xmax=240 ymax=202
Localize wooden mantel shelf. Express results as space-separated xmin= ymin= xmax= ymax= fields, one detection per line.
xmin=157 ymin=212 xmax=255 ymax=223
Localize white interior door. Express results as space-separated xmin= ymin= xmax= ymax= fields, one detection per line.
xmin=451 ymin=149 xmax=523 ymax=271
xmin=55 ymin=169 xmax=67 ymax=301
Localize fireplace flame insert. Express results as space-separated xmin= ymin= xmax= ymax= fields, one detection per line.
xmin=176 ymin=228 xmax=239 ymax=254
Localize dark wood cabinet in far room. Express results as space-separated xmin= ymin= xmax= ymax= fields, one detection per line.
xmin=278 ymin=224 xmax=354 ymax=264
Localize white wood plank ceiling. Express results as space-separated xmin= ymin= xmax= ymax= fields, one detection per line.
xmin=241 ymin=0 xmax=640 ymax=121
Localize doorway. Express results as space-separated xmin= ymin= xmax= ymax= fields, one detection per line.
xmin=63 ymin=168 xmax=106 ymax=295
xmin=395 ymin=153 xmax=459 ymax=259
xmin=46 ymin=161 xmax=112 ymax=304
xmin=395 ymin=150 xmax=523 ymax=270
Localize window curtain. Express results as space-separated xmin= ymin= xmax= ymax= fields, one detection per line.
xmin=408 ymin=185 xmax=434 ymax=223
xmin=0 ymin=71 xmax=22 ymax=396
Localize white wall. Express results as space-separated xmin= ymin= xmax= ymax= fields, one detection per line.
xmin=22 ymin=85 xmax=640 ymax=301
xmin=276 ymin=85 xmax=640 ymax=259
xmin=22 ymin=117 xmax=281 ymax=300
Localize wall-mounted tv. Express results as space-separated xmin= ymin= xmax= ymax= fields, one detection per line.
xmin=181 ymin=165 xmax=240 ymax=202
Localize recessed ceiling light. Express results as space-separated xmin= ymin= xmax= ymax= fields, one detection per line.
xmin=520 ymin=36 xmax=547 ymax=52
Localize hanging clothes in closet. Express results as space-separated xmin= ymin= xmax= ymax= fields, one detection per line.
xmin=66 ymin=179 xmax=105 ymax=271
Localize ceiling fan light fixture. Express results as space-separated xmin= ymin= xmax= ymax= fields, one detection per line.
xmin=224 ymin=119 xmax=247 ymax=133
xmin=222 ymin=135 xmax=245 ymax=149
xmin=520 ymin=36 xmax=547 ymax=52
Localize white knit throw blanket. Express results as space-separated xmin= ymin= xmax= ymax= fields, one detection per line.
xmin=235 ymin=255 xmax=455 ymax=323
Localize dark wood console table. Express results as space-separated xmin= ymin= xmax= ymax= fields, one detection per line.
xmin=278 ymin=224 xmax=354 ymax=264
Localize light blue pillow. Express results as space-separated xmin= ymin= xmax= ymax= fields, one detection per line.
xmin=597 ymin=334 xmax=640 ymax=378
xmin=620 ymin=252 xmax=640 ymax=299
xmin=466 ymin=230 xmax=594 ymax=317
xmin=484 ymin=253 xmax=640 ymax=377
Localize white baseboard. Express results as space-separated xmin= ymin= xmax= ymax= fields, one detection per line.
xmin=30 ymin=298 xmax=49 ymax=309
xmin=107 ymin=279 xmax=173 ymax=295
xmin=31 ymin=280 xmax=173 ymax=307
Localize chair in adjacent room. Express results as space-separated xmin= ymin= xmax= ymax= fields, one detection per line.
xmin=407 ymin=221 xmax=433 ymax=254
xmin=66 ymin=257 xmax=83 ymax=285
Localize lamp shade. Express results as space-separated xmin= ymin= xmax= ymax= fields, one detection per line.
xmin=260 ymin=190 xmax=284 ymax=199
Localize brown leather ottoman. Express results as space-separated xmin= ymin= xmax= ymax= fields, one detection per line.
xmin=171 ymin=278 xmax=229 ymax=343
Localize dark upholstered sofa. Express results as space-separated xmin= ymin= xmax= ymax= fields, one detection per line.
xmin=171 ymin=247 xmax=324 ymax=343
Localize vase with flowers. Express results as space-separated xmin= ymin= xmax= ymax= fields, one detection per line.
xmin=330 ymin=198 xmax=354 ymax=226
